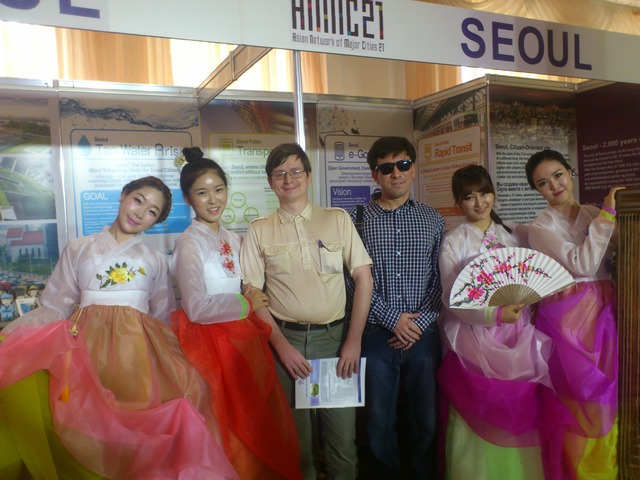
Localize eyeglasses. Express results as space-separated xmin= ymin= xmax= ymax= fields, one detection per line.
xmin=375 ymin=159 xmax=413 ymax=175
xmin=271 ymin=168 xmax=306 ymax=181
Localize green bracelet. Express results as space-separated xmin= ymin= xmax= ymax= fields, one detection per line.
xmin=599 ymin=209 xmax=616 ymax=222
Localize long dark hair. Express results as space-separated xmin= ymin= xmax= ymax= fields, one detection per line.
xmin=179 ymin=147 xmax=228 ymax=198
xmin=121 ymin=176 xmax=172 ymax=224
xmin=451 ymin=164 xmax=512 ymax=234
xmin=525 ymin=149 xmax=572 ymax=189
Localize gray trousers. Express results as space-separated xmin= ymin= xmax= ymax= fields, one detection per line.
xmin=274 ymin=321 xmax=357 ymax=480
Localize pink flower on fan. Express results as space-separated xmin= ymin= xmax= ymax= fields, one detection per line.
xmin=467 ymin=287 xmax=484 ymax=300
xmin=494 ymin=261 xmax=513 ymax=274
xmin=517 ymin=261 xmax=533 ymax=274
xmin=476 ymin=271 xmax=494 ymax=285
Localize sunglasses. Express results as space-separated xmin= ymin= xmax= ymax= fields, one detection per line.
xmin=375 ymin=159 xmax=414 ymax=175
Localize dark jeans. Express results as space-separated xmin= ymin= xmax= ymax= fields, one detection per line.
xmin=362 ymin=323 xmax=441 ymax=480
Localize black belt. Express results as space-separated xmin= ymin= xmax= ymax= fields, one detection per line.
xmin=275 ymin=317 xmax=345 ymax=331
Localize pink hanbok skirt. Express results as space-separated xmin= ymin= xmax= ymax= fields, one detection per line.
xmin=0 ymin=305 xmax=238 ymax=480
xmin=534 ymin=280 xmax=618 ymax=479
xmin=439 ymin=308 xmax=577 ymax=479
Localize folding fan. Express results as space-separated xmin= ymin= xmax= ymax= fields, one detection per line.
xmin=449 ymin=247 xmax=575 ymax=309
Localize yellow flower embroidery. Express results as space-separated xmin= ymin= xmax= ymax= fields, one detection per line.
xmin=96 ymin=262 xmax=146 ymax=289
xmin=108 ymin=267 xmax=130 ymax=284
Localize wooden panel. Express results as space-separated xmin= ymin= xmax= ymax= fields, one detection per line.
xmin=616 ymin=186 xmax=640 ymax=479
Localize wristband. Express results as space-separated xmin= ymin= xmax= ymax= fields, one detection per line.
xmin=496 ymin=306 xmax=504 ymax=326
xmin=599 ymin=210 xmax=616 ymax=223
xmin=484 ymin=306 xmax=495 ymax=325
xmin=602 ymin=205 xmax=617 ymax=216
xmin=237 ymin=293 xmax=251 ymax=318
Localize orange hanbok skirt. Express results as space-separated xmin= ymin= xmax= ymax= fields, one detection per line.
xmin=173 ymin=310 xmax=302 ymax=480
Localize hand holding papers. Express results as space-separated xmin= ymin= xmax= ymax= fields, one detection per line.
xmin=295 ymin=357 xmax=366 ymax=409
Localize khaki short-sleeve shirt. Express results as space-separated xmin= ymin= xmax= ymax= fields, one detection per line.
xmin=241 ymin=203 xmax=372 ymax=324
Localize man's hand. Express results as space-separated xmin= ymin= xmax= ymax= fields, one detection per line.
xmin=337 ymin=337 xmax=361 ymax=379
xmin=387 ymin=334 xmax=414 ymax=351
xmin=391 ymin=312 xmax=422 ymax=348
xmin=276 ymin=342 xmax=313 ymax=380
xmin=335 ymin=263 xmax=371 ymax=379
xmin=248 ymin=292 xmax=313 ymax=381
xmin=243 ymin=287 xmax=268 ymax=310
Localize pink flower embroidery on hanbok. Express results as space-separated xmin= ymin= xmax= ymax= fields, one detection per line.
xmin=96 ymin=263 xmax=146 ymax=289
xmin=223 ymin=258 xmax=235 ymax=273
xmin=482 ymin=230 xmax=505 ymax=251
xmin=219 ymin=240 xmax=233 ymax=257
xmin=219 ymin=240 xmax=236 ymax=273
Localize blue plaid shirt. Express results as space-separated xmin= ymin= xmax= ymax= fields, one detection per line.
xmin=348 ymin=193 xmax=444 ymax=332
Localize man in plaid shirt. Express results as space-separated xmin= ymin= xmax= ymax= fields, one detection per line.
xmin=348 ymin=136 xmax=444 ymax=479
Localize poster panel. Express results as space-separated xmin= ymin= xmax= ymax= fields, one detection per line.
xmin=414 ymin=86 xmax=486 ymax=230
xmin=58 ymin=91 xmax=199 ymax=253
xmin=323 ymin=134 xmax=378 ymax=211
xmin=0 ymin=89 xmax=62 ymax=327
xmin=317 ymin=101 xmax=413 ymax=211
xmin=207 ymin=132 xmax=294 ymax=233
xmin=201 ymin=96 xmax=412 ymax=228
xmin=417 ymin=126 xmax=482 ymax=230
xmin=200 ymin=97 xmax=302 ymax=234
xmin=576 ymin=82 xmax=640 ymax=206
xmin=488 ymin=85 xmax=576 ymax=224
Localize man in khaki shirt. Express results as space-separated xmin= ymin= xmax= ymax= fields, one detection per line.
xmin=241 ymin=143 xmax=373 ymax=480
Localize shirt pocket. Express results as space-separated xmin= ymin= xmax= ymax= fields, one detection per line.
xmin=319 ymin=241 xmax=343 ymax=275
xmin=265 ymin=244 xmax=292 ymax=275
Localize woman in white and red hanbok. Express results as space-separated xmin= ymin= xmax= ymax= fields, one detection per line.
xmin=171 ymin=147 xmax=301 ymax=480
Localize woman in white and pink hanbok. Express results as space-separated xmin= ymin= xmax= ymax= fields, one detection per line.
xmin=525 ymin=150 xmax=622 ymax=480
xmin=438 ymin=165 xmax=575 ymax=480
xmin=0 ymin=176 xmax=238 ymax=480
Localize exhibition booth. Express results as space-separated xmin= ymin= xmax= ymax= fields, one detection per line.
xmin=1 ymin=1 xmax=639 ymax=248
xmin=1 ymin=1 xmax=639 ymax=475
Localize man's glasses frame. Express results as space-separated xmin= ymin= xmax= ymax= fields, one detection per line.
xmin=375 ymin=159 xmax=414 ymax=175
xmin=270 ymin=168 xmax=307 ymax=181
